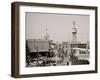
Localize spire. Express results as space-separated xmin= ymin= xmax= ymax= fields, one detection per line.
xmin=44 ymin=26 xmax=49 ymax=40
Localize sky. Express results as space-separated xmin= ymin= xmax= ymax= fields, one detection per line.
xmin=25 ymin=12 xmax=89 ymax=43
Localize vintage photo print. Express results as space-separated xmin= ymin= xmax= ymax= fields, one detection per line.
xmin=25 ymin=12 xmax=90 ymax=67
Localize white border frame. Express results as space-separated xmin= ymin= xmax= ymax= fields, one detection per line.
xmin=19 ymin=5 xmax=95 ymax=75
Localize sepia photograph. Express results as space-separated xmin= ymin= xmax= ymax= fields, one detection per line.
xmin=11 ymin=2 xmax=97 ymax=77
xmin=25 ymin=12 xmax=90 ymax=67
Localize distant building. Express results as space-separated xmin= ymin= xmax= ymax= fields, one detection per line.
xmin=70 ymin=43 xmax=89 ymax=49
xmin=62 ymin=41 xmax=89 ymax=49
xmin=27 ymin=39 xmax=50 ymax=53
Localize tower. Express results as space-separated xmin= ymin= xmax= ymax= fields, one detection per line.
xmin=72 ymin=21 xmax=77 ymax=44
xmin=44 ymin=27 xmax=49 ymax=40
